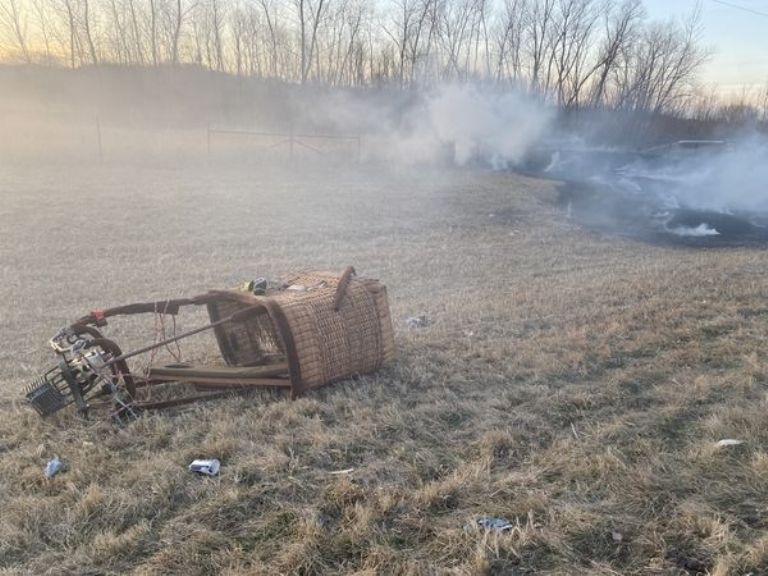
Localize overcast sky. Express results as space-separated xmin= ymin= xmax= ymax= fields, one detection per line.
xmin=643 ymin=0 xmax=767 ymax=93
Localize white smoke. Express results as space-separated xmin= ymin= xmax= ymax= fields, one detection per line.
xmin=670 ymin=137 xmax=768 ymax=214
xmin=667 ymin=223 xmax=720 ymax=237
xmin=422 ymin=84 xmax=551 ymax=167
xmin=616 ymin=136 xmax=768 ymax=216
xmin=307 ymin=83 xmax=552 ymax=168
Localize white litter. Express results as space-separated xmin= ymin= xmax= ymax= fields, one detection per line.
xmin=405 ymin=315 xmax=430 ymax=329
xmin=329 ymin=468 xmax=355 ymax=475
xmin=474 ymin=516 xmax=514 ymax=532
xmin=715 ymin=439 xmax=744 ymax=448
xmin=44 ymin=456 xmax=62 ymax=478
xmin=189 ymin=458 xmax=221 ymax=476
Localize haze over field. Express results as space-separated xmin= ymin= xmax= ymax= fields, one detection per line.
xmin=1 ymin=1 xmax=768 ymax=574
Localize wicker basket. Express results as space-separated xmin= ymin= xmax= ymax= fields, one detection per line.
xmin=207 ymin=268 xmax=395 ymax=395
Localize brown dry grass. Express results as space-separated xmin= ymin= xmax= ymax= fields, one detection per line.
xmin=1 ymin=151 xmax=768 ymax=575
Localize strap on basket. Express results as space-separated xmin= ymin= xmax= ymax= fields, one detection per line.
xmin=334 ymin=266 xmax=357 ymax=311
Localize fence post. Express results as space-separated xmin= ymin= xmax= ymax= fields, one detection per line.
xmin=356 ymin=134 xmax=362 ymax=164
xmin=96 ymin=117 xmax=103 ymax=163
xmin=289 ymin=121 xmax=295 ymax=161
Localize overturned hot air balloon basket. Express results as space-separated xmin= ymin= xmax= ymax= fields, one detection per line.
xmin=25 ymin=267 xmax=395 ymax=422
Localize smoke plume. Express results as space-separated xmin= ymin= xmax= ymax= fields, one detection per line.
xmin=309 ymin=83 xmax=552 ymax=168
xmin=660 ymin=136 xmax=768 ymax=215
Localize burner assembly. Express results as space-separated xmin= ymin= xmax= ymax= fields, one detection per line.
xmin=28 ymin=327 xmax=135 ymax=419
xmin=26 ymin=267 xmax=396 ymax=423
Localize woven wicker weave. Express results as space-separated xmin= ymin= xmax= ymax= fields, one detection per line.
xmin=207 ymin=269 xmax=395 ymax=395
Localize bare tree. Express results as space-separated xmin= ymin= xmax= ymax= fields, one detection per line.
xmin=148 ymin=0 xmax=159 ymax=65
xmin=59 ymin=0 xmax=81 ymax=68
xmin=229 ymin=0 xmax=247 ymax=75
xmin=126 ymin=0 xmax=145 ymax=64
xmin=587 ymin=0 xmax=642 ymax=107
xmin=258 ymin=0 xmax=279 ymax=76
xmin=170 ymin=0 xmax=185 ymax=64
xmin=611 ymin=3 xmax=708 ymax=115
xmin=31 ymin=0 xmax=54 ymax=62
xmin=495 ymin=0 xmax=527 ymax=84
xmin=0 ymin=0 xmax=31 ymax=62
xmin=550 ymin=0 xmax=597 ymax=107
xmin=295 ymin=0 xmax=327 ymax=83
xmin=526 ymin=0 xmax=556 ymax=91
xmin=105 ymin=0 xmax=127 ymax=63
xmin=382 ymin=0 xmax=431 ymax=87
xmin=337 ymin=0 xmax=366 ymax=85
xmin=0 ymin=0 xmax=716 ymax=114
xmin=438 ymin=0 xmax=485 ymax=81
xmin=82 ymin=0 xmax=98 ymax=64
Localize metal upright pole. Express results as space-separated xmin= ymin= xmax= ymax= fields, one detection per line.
xmin=289 ymin=121 xmax=295 ymax=161
xmin=96 ymin=117 xmax=103 ymax=163
xmin=357 ymin=135 xmax=362 ymax=164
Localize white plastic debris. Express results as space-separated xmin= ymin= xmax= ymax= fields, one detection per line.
xmin=474 ymin=516 xmax=514 ymax=532
xmin=405 ymin=315 xmax=430 ymax=329
xmin=189 ymin=458 xmax=221 ymax=476
xmin=329 ymin=468 xmax=355 ymax=475
xmin=44 ymin=456 xmax=62 ymax=478
xmin=715 ymin=439 xmax=744 ymax=448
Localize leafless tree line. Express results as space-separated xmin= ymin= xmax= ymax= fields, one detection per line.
xmin=689 ymin=83 xmax=768 ymax=127
xmin=0 ymin=0 xmax=710 ymax=114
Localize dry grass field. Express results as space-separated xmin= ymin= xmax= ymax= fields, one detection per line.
xmin=1 ymin=150 xmax=768 ymax=575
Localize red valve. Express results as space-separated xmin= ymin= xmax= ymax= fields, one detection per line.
xmin=91 ymin=308 xmax=107 ymax=327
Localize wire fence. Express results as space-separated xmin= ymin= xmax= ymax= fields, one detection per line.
xmin=206 ymin=125 xmax=362 ymax=163
xmin=1 ymin=117 xmax=364 ymax=164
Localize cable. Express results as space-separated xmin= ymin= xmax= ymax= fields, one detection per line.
xmin=711 ymin=0 xmax=768 ymax=18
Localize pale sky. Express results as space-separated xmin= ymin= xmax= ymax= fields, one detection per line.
xmin=643 ymin=0 xmax=767 ymax=93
